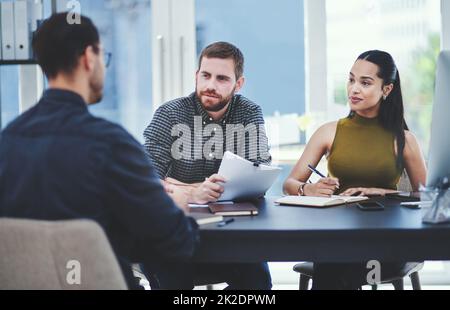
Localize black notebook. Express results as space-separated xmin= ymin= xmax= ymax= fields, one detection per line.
xmin=386 ymin=192 xmax=421 ymax=202
xmin=209 ymin=203 xmax=259 ymax=217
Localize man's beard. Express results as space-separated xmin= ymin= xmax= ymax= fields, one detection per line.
xmin=89 ymin=68 xmax=104 ymax=104
xmin=197 ymin=87 xmax=235 ymax=112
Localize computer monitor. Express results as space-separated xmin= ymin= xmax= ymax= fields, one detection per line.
xmin=426 ymin=50 xmax=450 ymax=188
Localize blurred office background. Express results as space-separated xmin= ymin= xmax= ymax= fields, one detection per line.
xmin=1 ymin=0 xmax=449 ymax=289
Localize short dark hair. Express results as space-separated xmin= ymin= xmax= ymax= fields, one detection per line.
xmin=32 ymin=13 xmax=100 ymax=79
xmin=198 ymin=42 xmax=244 ymax=79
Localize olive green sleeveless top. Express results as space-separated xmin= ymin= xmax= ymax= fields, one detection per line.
xmin=327 ymin=113 xmax=402 ymax=193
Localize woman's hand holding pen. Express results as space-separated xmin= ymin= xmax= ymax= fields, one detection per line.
xmin=304 ymin=177 xmax=340 ymax=197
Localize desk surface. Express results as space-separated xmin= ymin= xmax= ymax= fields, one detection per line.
xmin=194 ymin=197 xmax=450 ymax=263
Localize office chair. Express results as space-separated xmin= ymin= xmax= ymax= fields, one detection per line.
xmin=293 ymin=171 xmax=424 ymax=290
xmin=293 ymin=262 xmax=423 ymax=290
xmin=143 ymin=268 xmax=225 ymax=290
xmin=0 ymin=218 xmax=127 ymax=290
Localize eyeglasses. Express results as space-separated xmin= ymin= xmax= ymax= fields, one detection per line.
xmin=103 ymin=51 xmax=112 ymax=68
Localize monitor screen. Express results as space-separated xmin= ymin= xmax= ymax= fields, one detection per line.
xmin=426 ymin=50 xmax=450 ymax=187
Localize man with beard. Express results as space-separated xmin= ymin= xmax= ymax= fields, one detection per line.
xmin=143 ymin=42 xmax=272 ymax=290
xmin=0 ymin=13 xmax=199 ymax=289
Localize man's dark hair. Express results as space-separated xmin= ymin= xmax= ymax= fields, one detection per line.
xmin=32 ymin=13 xmax=100 ymax=79
xmin=199 ymin=42 xmax=244 ymax=79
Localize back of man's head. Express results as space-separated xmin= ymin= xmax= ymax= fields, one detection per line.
xmin=32 ymin=13 xmax=100 ymax=79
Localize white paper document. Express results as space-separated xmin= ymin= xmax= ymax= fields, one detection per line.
xmin=217 ymin=151 xmax=282 ymax=201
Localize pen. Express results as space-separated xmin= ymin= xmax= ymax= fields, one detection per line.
xmin=308 ymin=164 xmax=340 ymax=190
xmin=308 ymin=164 xmax=326 ymax=178
xmin=217 ymin=218 xmax=235 ymax=227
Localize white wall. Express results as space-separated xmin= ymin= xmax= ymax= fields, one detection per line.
xmin=442 ymin=0 xmax=450 ymax=50
xmin=304 ymin=0 xmax=327 ymax=115
xmin=304 ymin=0 xmax=328 ymax=140
xmin=151 ymin=0 xmax=196 ymax=110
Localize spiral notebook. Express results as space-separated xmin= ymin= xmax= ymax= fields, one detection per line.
xmin=276 ymin=195 xmax=369 ymax=208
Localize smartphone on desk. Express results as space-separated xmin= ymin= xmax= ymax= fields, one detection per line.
xmin=386 ymin=191 xmax=421 ymax=202
xmin=357 ymin=201 xmax=385 ymax=211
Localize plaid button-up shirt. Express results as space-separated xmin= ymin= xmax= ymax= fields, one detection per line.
xmin=144 ymin=93 xmax=272 ymax=183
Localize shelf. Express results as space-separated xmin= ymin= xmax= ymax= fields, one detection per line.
xmin=0 ymin=60 xmax=38 ymax=65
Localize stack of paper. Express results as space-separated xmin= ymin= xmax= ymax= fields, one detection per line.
xmin=188 ymin=212 xmax=224 ymax=226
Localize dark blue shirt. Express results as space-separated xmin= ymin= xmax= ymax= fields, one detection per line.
xmin=0 ymin=89 xmax=199 ymax=288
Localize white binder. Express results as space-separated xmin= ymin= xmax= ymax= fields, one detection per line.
xmin=14 ymin=0 xmax=29 ymax=60
xmin=1 ymin=1 xmax=15 ymax=60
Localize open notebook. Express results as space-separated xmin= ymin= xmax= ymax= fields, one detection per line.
xmin=275 ymin=195 xmax=369 ymax=207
